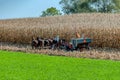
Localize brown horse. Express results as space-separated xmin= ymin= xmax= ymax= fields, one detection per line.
xmin=31 ymin=37 xmax=38 ymax=49
xmin=31 ymin=37 xmax=44 ymax=49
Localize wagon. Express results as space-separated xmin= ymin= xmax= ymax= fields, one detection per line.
xmin=71 ymin=38 xmax=92 ymax=51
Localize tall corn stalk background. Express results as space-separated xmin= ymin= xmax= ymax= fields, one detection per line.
xmin=0 ymin=13 xmax=120 ymax=49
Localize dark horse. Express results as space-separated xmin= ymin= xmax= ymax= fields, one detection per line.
xmin=50 ymin=38 xmax=67 ymax=50
xmin=36 ymin=37 xmax=44 ymax=49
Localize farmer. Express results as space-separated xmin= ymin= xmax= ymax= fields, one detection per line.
xmin=54 ymin=35 xmax=59 ymax=42
xmin=76 ymin=31 xmax=80 ymax=38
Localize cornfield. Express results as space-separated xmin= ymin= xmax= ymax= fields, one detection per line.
xmin=0 ymin=13 xmax=120 ymax=49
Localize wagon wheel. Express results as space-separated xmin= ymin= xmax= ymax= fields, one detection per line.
xmin=76 ymin=45 xmax=82 ymax=52
xmin=76 ymin=43 xmax=90 ymax=52
xmin=86 ymin=43 xmax=92 ymax=50
xmin=75 ymin=47 xmax=83 ymax=52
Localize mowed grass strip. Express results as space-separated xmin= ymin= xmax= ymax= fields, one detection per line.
xmin=0 ymin=50 xmax=120 ymax=80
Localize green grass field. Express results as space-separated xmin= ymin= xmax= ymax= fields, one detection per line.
xmin=0 ymin=50 xmax=120 ymax=80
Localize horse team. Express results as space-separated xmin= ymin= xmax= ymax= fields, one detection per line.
xmin=31 ymin=36 xmax=73 ymax=51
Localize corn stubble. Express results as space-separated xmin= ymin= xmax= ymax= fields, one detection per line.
xmin=0 ymin=43 xmax=120 ymax=60
xmin=0 ymin=13 xmax=120 ymax=49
